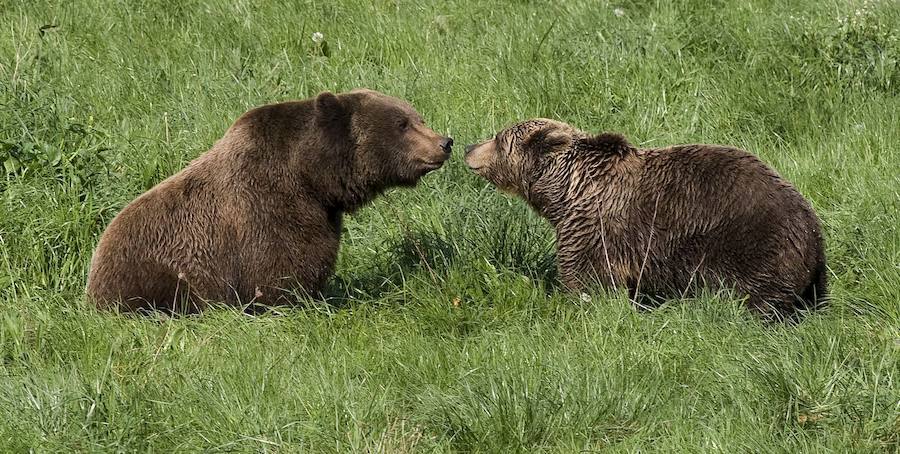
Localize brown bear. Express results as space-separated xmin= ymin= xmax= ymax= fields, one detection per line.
xmin=87 ymin=89 xmax=453 ymax=312
xmin=465 ymin=119 xmax=826 ymax=319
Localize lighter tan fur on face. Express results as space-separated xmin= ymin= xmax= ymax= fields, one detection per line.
xmin=408 ymin=122 xmax=447 ymax=165
xmin=465 ymin=120 xmax=540 ymax=171
xmin=465 ymin=119 xmax=576 ymax=196
xmin=464 ymin=140 xmax=496 ymax=171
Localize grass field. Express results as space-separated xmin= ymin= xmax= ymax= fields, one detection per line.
xmin=1 ymin=0 xmax=899 ymax=451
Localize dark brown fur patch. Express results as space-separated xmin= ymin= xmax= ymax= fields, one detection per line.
xmin=578 ymin=132 xmax=634 ymax=156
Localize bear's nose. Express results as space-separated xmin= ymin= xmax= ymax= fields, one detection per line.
xmin=440 ymin=137 xmax=453 ymax=154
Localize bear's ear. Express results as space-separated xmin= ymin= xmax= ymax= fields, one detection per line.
xmin=577 ymin=132 xmax=633 ymax=156
xmin=524 ymin=128 xmax=572 ymax=154
xmin=315 ymin=91 xmax=348 ymax=127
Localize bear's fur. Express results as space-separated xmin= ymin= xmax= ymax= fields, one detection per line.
xmin=87 ymin=89 xmax=453 ymax=312
xmin=465 ymin=119 xmax=826 ymax=319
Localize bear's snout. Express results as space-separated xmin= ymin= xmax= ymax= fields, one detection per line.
xmin=440 ymin=137 xmax=454 ymax=154
xmin=463 ymin=141 xmax=494 ymax=172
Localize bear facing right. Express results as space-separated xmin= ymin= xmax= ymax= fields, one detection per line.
xmin=465 ymin=119 xmax=826 ymax=319
xmin=87 ymin=89 xmax=452 ymax=313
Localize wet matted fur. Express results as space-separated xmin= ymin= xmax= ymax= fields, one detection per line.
xmin=465 ymin=119 xmax=826 ymax=319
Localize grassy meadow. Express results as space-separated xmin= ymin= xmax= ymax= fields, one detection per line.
xmin=1 ymin=0 xmax=899 ymax=451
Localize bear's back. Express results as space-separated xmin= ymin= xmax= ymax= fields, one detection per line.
xmin=620 ymin=143 xmax=824 ymax=315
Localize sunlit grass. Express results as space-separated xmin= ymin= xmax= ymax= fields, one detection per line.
xmin=1 ymin=0 xmax=898 ymax=451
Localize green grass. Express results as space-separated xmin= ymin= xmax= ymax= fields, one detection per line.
xmin=1 ymin=0 xmax=899 ymax=451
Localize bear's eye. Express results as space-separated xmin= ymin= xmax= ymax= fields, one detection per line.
xmin=399 ymin=118 xmax=410 ymax=131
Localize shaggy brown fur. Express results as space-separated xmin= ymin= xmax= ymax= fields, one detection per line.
xmin=465 ymin=119 xmax=826 ymax=319
xmin=87 ymin=89 xmax=453 ymax=312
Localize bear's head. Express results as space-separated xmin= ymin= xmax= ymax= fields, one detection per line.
xmin=315 ymin=89 xmax=453 ymax=188
xmin=464 ymin=118 xmax=576 ymax=195
xmin=465 ymin=118 xmax=632 ymax=217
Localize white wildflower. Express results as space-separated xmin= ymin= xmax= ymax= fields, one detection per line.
xmin=613 ymin=7 xmax=625 ymax=17
xmin=311 ymin=32 xmax=324 ymax=43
